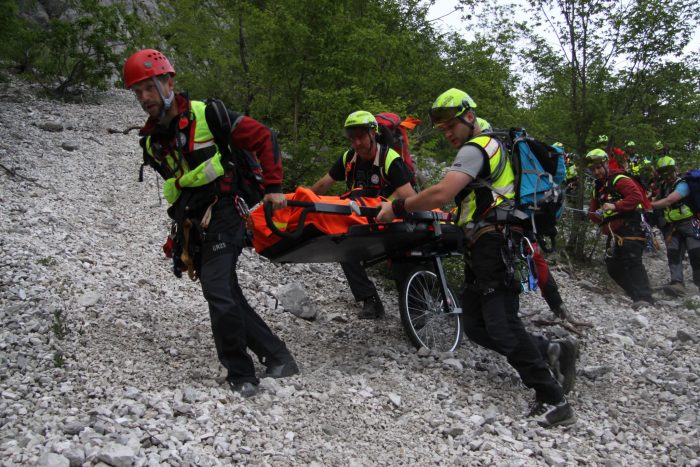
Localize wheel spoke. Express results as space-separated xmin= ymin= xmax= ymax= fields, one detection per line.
xmin=402 ymin=269 xmax=461 ymax=352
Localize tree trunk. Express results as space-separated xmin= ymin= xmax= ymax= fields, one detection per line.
xmin=238 ymin=11 xmax=254 ymax=116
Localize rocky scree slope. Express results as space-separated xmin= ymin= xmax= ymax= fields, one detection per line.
xmin=0 ymin=79 xmax=699 ymax=466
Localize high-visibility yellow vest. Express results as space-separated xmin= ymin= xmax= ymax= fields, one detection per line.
xmin=456 ymin=135 xmax=516 ymax=226
xmin=144 ymin=100 xmax=226 ymax=202
xmin=660 ymin=178 xmax=693 ymax=223
xmin=342 ymin=144 xmax=402 ymax=198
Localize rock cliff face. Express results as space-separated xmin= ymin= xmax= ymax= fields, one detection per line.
xmin=0 ymin=78 xmax=699 ymax=466
xmin=19 ymin=0 xmax=159 ymax=24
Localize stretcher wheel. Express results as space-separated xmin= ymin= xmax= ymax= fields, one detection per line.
xmin=399 ymin=266 xmax=463 ymax=352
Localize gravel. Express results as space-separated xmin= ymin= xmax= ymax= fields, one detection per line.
xmin=1 ymin=78 xmax=698 ymax=466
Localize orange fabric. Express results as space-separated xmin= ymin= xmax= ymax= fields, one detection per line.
xmin=399 ymin=117 xmax=423 ymax=130
xmin=250 ymin=187 xmax=384 ymax=253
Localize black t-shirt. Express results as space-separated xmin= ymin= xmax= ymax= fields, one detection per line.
xmin=328 ymin=148 xmax=412 ymax=192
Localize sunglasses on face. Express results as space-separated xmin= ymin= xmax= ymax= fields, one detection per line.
xmin=344 ymin=128 xmax=370 ymax=140
xmin=429 ymin=107 xmax=460 ymax=128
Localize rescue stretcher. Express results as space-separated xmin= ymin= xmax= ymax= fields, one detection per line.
xmin=251 ymin=188 xmax=466 ymax=352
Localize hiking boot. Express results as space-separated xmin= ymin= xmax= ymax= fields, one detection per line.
xmin=552 ymin=304 xmax=569 ymax=320
xmin=359 ymin=295 xmax=385 ymax=319
xmin=663 ymin=282 xmax=685 ymax=297
xmin=631 ymin=300 xmax=653 ymax=310
xmin=527 ymin=398 xmax=576 ymax=428
xmin=228 ymin=381 xmax=258 ymax=398
xmin=547 ymin=337 xmax=579 ymax=394
xmin=265 ymin=356 xmax=300 ymax=379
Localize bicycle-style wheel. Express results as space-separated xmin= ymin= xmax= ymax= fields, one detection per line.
xmin=399 ymin=266 xmax=462 ymax=352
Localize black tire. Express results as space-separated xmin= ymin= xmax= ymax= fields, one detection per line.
xmin=399 ymin=266 xmax=463 ymax=352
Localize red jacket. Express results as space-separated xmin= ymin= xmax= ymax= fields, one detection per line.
xmin=140 ymin=94 xmax=283 ymax=193
xmin=607 ymin=147 xmax=627 ymax=171
xmin=589 ymin=169 xmax=646 ymax=234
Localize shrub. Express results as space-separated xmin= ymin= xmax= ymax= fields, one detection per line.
xmin=3 ymin=0 xmax=141 ymax=98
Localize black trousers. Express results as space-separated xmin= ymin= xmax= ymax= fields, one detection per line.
xmin=341 ymin=261 xmax=378 ymax=302
xmin=341 ymin=260 xmax=412 ymax=302
xmin=198 ymin=198 xmax=290 ymax=384
xmin=605 ymin=222 xmax=654 ymax=302
xmin=462 ymin=230 xmax=564 ymax=404
xmin=540 ymin=273 xmax=563 ymax=311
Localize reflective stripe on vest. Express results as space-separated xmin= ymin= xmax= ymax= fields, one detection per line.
xmin=145 ymin=100 xmax=225 ymax=189
xmin=596 ymin=174 xmax=645 ymax=220
xmin=457 ymin=135 xmax=516 ymax=226
xmin=342 ymin=145 xmax=400 ymax=191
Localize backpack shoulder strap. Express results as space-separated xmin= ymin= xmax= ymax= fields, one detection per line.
xmin=465 ymin=135 xmax=506 ymax=185
xmin=343 ymin=148 xmax=355 ymax=165
xmin=608 ymin=173 xmax=630 ymax=191
xmin=204 ymin=99 xmax=244 ymax=169
xmin=378 ymin=144 xmax=394 ymax=183
xmin=343 ymin=149 xmax=356 ymax=184
xmin=138 ymin=135 xmax=171 ymax=181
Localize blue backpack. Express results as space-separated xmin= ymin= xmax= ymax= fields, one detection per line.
xmin=682 ymin=169 xmax=700 ymax=214
xmin=492 ymin=128 xmax=566 ymax=250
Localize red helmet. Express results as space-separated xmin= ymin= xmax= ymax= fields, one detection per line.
xmin=123 ymin=49 xmax=175 ymax=88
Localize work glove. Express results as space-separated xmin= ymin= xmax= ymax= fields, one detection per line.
xmin=163 ymin=178 xmax=181 ymax=204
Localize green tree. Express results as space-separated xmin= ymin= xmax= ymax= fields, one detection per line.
xmin=0 ymin=0 xmax=41 ymax=75
xmin=519 ymin=0 xmax=700 ymax=259
xmin=5 ymin=0 xmax=143 ymax=97
xmin=158 ymin=0 xmax=474 ymax=189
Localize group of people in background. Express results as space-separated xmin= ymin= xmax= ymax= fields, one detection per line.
xmin=557 ymin=136 xmax=699 ymax=308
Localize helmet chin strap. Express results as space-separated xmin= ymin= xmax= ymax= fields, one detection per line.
xmin=153 ymin=76 xmax=175 ymax=123
xmin=458 ymin=114 xmax=476 ymax=145
xmin=459 ymin=116 xmax=475 ymax=131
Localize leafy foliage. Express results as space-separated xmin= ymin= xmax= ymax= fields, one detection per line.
xmin=5 ymin=0 xmax=700 ymax=262
xmin=3 ymin=0 xmax=141 ymax=97
xmin=512 ymin=0 xmax=700 ymax=258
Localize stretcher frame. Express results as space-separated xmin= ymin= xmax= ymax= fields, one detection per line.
xmin=261 ymin=201 xmax=466 ymax=352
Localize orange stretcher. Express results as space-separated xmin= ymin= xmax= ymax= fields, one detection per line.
xmin=249 ymin=187 xmax=466 ymax=353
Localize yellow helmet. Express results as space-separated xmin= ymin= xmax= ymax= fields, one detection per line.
xmin=656 ymin=156 xmax=676 ymax=170
xmin=477 ymin=117 xmax=492 ymax=132
xmin=585 ymin=148 xmax=608 ymax=165
xmin=429 ymin=88 xmax=477 ymax=128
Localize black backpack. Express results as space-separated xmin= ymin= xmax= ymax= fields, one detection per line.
xmin=206 ymin=99 xmax=276 ymax=208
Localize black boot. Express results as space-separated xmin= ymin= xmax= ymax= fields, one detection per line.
xmin=265 ymin=355 xmax=300 ymax=378
xmin=359 ymin=294 xmax=385 ymax=319
xmin=547 ymin=337 xmax=579 ymax=394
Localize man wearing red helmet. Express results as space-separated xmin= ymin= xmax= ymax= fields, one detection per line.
xmin=123 ymin=49 xmax=298 ymax=398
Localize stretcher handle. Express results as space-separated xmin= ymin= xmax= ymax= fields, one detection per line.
xmin=286 ymin=200 xmax=381 ymax=217
xmin=264 ymin=201 xmax=312 ymax=240
xmin=285 ymin=200 xmax=452 ymax=222
xmin=264 ymin=200 xmax=453 ymax=240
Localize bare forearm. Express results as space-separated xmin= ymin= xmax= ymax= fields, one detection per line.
xmin=404 ymin=184 xmax=452 ymax=212
xmin=310 ymin=175 xmax=334 ymax=195
xmin=393 ymin=183 xmax=417 ymax=200
xmin=403 ymin=172 xmax=469 ymax=212
xmin=652 ymin=192 xmax=682 ymax=209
